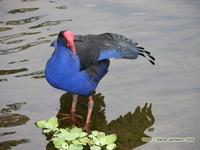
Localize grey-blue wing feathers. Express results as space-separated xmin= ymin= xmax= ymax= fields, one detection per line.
xmin=74 ymin=33 xmax=155 ymax=67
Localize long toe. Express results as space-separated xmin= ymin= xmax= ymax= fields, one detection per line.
xmin=58 ymin=113 xmax=71 ymax=121
xmin=83 ymin=123 xmax=89 ymax=133
xmin=59 ymin=113 xmax=83 ymax=126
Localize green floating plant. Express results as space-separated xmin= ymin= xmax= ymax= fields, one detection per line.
xmin=36 ymin=117 xmax=117 ymax=150
xmin=36 ymin=117 xmax=59 ymax=133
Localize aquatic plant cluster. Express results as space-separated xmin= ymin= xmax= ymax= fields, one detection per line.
xmin=36 ymin=117 xmax=117 ymax=150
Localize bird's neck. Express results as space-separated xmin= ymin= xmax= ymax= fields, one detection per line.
xmin=57 ymin=38 xmax=67 ymax=48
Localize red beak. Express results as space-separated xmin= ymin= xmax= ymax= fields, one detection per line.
xmin=64 ymin=31 xmax=77 ymax=55
xmin=67 ymin=41 xmax=76 ymax=54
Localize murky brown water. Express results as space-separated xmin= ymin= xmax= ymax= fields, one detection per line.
xmin=0 ymin=0 xmax=200 ymax=150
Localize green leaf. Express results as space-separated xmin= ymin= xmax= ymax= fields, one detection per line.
xmin=70 ymin=127 xmax=83 ymax=139
xmin=103 ymin=134 xmax=117 ymax=145
xmin=97 ymin=133 xmax=106 ymax=146
xmin=62 ymin=143 xmax=69 ymax=150
xmin=69 ymin=144 xmax=83 ymax=150
xmin=43 ymin=129 xmax=52 ymax=133
xmin=52 ymin=138 xmax=65 ymax=149
xmin=90 ymin=145 xmax=101 ymax=150
xmin=58 ymin=129 xmax=70 ymax=139
xmin=48 ymin=117 xmax=58 ymax=128
xmin=92 ymin=131 xmax=99 ymax=137
xmin=98 ymin=137 xmax=106 ymax=146
xmin=89 ymin=135 xmax=95 ymax=138
xmin=88 ymin=138 xmax=95 ymax=145
xmin=57 ymin=129 xmax=76 ymax=141
xmin=79 ymin=137 xmax=90 ymax=144
xmin=106 ymin=143 xmax=116 ymax=150
xmin=98 ymin=132 xmax=105 ymax=137
xmin=92 ymin=136 xmax=100 ymax=146
xmin=79 ymin=132 xmax=87 ymax=138
xmin=36 ymin=120 xmax=48 ymax=129
xmin=72 ymin=140 xmax=82 ymax=145
xmin=71 ymin=127 xmax=82 ymax=134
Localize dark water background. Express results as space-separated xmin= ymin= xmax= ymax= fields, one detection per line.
xmin=0 ymin=0 xmax=200 ymax=150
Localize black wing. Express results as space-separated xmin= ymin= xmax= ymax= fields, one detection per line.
xmin=86 ymin=59 xmax=110 ymax=84
xmin=74 ymin=33 xmax=155 ymax=70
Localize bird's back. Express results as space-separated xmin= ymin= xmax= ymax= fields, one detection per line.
xmin=74 ymin=33 xmax=155 ymax=70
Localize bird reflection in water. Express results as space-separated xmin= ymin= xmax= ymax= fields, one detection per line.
xmin=46 ymin=93 xmax=155 ymax=150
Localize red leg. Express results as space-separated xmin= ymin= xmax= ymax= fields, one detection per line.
xmin=58 ymin=94 xmax=82 ymax=121
xmin=84 ymin=96 xmax=94 ymax=132
xmin=71 ymin=94 xmax=78 ymax=113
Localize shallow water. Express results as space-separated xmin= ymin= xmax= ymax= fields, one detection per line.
xmin=0 ymin=0 xmax=200 ymax=150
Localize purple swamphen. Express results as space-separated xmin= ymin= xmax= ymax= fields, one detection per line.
xmin=45 ymin=31 xmax=155 ymax=131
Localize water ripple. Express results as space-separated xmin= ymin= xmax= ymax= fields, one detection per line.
xmin=6 ymin=16 xmax=41 ymax=25
xmin=0 ymin=102 xmax=30 ymax=149
xmin=0 ymin=132 xmax=16 ymax=137
xmin=6 ymin=39 xmax=24 ymax=45
xmin=1 ymin=102 xmax=27 ymax=114
xmin=49 ymin=33 xmax=58 ymax=37
xmin=0 ymin=31 xmax=40 ymax=42
xmin=0 ymin=78 xmax=8 ymax=82
xmin=7 ymin=8 xmax=39 ymax=14
xmin=0 ymin=40 xmax=50 ymax=55
xmin=0 ymin=139 xmax=30 ymax=150
xmin=0 ymin=27 xmax=12 ymax=32
xmin=15 ymin=70 xmax=44 ymax=79
xmin=56 ymin=6 xmax=67 ymax=9
xmin=0 ymin=68 xmax=28 ymax=76
xmin=8 ymin=59 xmax=29 ymax=64
xmin=21 ymin=0 xmax=38 ymax=2
xmin=29 ymin=19 xmax=72 ymax=29
xmin=0 ymin=102 xmax=30 ymax=127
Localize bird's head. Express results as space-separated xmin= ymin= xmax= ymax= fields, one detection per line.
xmin=58 ymin=30 xmax=76 ymax=54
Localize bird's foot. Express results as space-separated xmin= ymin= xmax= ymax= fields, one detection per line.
xmin=58 ymin=112 xmax=83 ymax=122
xmin=83 ymin=123 xmax=89 ymax=133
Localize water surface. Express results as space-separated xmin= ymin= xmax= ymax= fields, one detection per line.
xmin=0 ymin=0 xmax=200 ymax=150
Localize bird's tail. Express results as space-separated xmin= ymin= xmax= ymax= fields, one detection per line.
xmin=137 ymin=46 xmax=155 ymax=65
